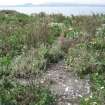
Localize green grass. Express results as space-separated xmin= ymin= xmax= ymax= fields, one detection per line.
xmin=0 ymin=78 xmax=55 ymax=105
xmin=0 ymin=10 xmax=105 ymax=105
xmin=65 ymin=23 xmax=105 ymax=104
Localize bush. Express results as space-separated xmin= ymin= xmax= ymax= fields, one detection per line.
xmin=0 ymin=56 xmax=12 ymax=78
xmin=47 ymin=43 xmax=64 ymax=63
xmin=65 ymin=27 xmax=81 ymax=39
xmin=25 ymin=17 xmax=50 ymax=47
xmin=65 ymin=43 xmax=105 ymax=75
xmin=48 ymin=22 xmax=67 ymax=44
xmin=51 ymin=14 xmax=66 ymax=23
xmin=11 ymin=44 xmax=48 ymax=78
xmin=0 ymin=78 xmax=55 ymax=105
xmin=65 ymin=44 xmax=95 ymax=74
xmin=87 ymin=24 xmax=105 ymax=50
xmin=72 ymin=15 xmax=102 ymax=34
xmin=80 ymin=73 xmax=105 ymax=105
xmin=48 ymin=24 xmax=61 ymax=44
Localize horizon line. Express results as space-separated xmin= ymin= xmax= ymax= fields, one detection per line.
xmin=0 ymin=3 xmax=105 ymax=6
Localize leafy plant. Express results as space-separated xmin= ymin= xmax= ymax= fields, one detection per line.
xmin=0 ymin=78 xmax=55 ymax=105
xmin=47 ymin=43 xmax=64 ymax=63
xmin=11 ymin=44 xmax=48 ymax=78
xmin=80 ymin=73 xmax=105 ymax=105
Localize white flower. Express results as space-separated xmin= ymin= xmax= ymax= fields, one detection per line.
xmin=100 ymin=86 xmax=104 ymax=89
xmin=93 ymin=102 xmax=97 ymax=105
xmin=89 ymin=95 xmax=93 ymax=98
xmin=68 ymin=27 xmax=73 ymax=31
xmin=85 ymin=98 xmax=89 ymax=101
xmin=68 ymin=103 xmax=71 ymax=105
xmin=65 ymin=87 xmax=69 ymax=92
xmin=78 ymin=94 xmax=83 ymax=98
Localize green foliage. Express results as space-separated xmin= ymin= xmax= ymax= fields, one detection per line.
xmin=48 ymin=24 xmax=61 ymax=44
xmin=65 ymin=22 xmax=105 ymax=104
xmin=66 ymin=43 xmax=105 ymax=75
xmin=11 ymin=44 xmax=48 ymax=78
xmin=1 ymin=10 xmax=105 ymax=105
xmin=0 ymin=56 xmax=12 ymax=78
xmin=80 ymin=73 xmax=105 ymax=105
xmin=48 ymin=22 xmax=66 ymax=44
xmin=65 ymin=27 xmax=81 ymax=39
xmin=65 ymin=44 xmax=96 ymax=74
xmin=0 ymin=78 xmax=55 ymax=105
xmin=25 ymin=17 xmax=50 ymax=47
xmin=88 ymin=37 xmax=105 ymax=50
xmin=47 ymin=43 xmax=64 ymax=63
xmin=0 ymin=56 xmax=11 ymax=66
xmin=96 ymin=24 xmax=105 ymax=37
xmin=51 ymin=14 xmax=66 ymax=23
xmin=87 ymin=24 xmax=105 ymax=50
xmin=72 ymin=15 xmax=102 ymax=34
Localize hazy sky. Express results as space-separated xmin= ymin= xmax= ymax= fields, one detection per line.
xmin=0 ymin=0 xmax=105 ymax=5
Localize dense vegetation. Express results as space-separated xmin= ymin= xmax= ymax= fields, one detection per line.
xmin=0 ymin=10 xmax=105 ymax=105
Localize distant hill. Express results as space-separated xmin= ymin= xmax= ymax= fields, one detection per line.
xmin=0 ymin=10 xmax=25 ymax=16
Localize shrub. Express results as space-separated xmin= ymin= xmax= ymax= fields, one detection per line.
xmin=65 ymin=44 xmax=95 ymax=74
xmin=48 ymin=22 xmax=66 ymax=44
xmin=88 ymin=24 xmax=105 ymax=50
xmin=0 ymin=78 xmax=55 ymax=105
xmin=65 ymin=27 xmax=81 ymax=39
xmin=48 ymin=24 xmax=61 ymax=44
xmin=51 ymin=13 xmax=66 ymax=23
xmin=47 ymin=43 xmax=64 ymax=63
xmin=0 ymin=32 xmax=24 ymax=57
xmin=0 ymin=56 xmax=12 ymax=78
xmin=65 ymin=43 xmax=105 ymax=75
xmin=72 ymin=15 xmax=102 ymax=34
xmin=96 ymin=24 xmax=105 ymax=37
xmin=11 ymin=44 xmax=48 ymax=78
xmin=25 ymin=17 xmax=50 ymax=47
xmin=88 ymin=37 xmax=105 ymax=51
xmin=80 ymin=73 xmax=105 ymax=105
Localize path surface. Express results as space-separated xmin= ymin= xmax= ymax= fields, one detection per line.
xmin=42 ymin=61 xmax=90 ymax=105
xmin=17 ymin=60 xmax=91 ymax=105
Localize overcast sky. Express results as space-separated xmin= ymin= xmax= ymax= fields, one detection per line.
xmin=0 ymin=0 xmax=105 ymax=5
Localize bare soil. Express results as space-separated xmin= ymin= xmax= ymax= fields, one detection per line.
xmin=17 ymin=60 xmax=91 ymax=105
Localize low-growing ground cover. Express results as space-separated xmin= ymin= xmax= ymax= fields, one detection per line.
xmin=0 ymin=10 xmax=105 ymax=105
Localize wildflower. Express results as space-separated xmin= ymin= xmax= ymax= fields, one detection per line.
xmin=68 ymin=103 xmax=71 ymax=105
xmin=89 ymin=95 xmax=92 ymax=98
xmin=92 ymin=102 xmax=97 ymax=105
xmin=84 ymin=98 xmax=89 ymax=101
xmin=100 ymin=86 xmax=104 ymax=89
xmin=65 ymin=87 xmax=69 ymax=92
xmin=68 ymin=27 xmax=73 ymax=31
xmin=78 ymin=94 xmax=83 ymax=98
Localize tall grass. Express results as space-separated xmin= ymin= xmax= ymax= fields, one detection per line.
xmin=0 ymin=10 xmax=105 ymax=105
xmin=71 ymin=15 xmax=103 ymax=35
xmin=25 ymin=17 xmax=51 ymax=48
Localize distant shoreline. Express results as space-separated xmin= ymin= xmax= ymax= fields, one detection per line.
xmin=0 ymin=4 xmax=105 ymax=7
xmin=0 ymin=6 xmax=105 ymax=16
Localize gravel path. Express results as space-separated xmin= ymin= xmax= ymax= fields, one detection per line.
xmin=41 ymin=61 xmax=91 ymax=105
xmin=17 ymin=60 xmax=91 ymax=105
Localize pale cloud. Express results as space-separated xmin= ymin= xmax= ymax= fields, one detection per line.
xmin=0 ymin=0 xmax=48 ymax=5
xmin=53 ymin=0 xmax=105 ymax=4
xmin=0 ymin=0 xmax=105 ymax=5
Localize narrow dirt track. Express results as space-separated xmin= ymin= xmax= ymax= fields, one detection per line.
xmin=16 ymin=34 xmax=95 ymax=105
xmin=41 ymin=60 xmax=91 ymax=105
xmin=17 ymin=60 xmax=91 ymax=105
